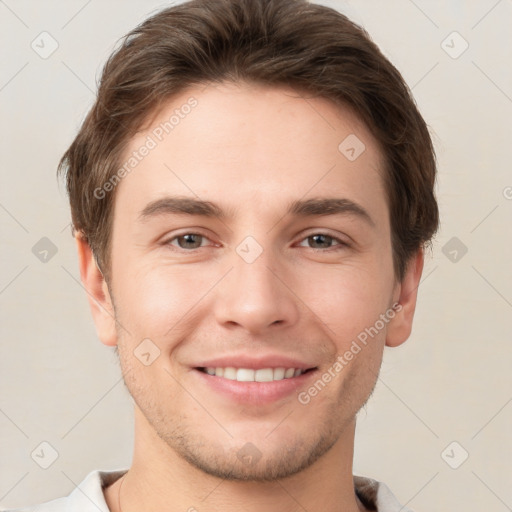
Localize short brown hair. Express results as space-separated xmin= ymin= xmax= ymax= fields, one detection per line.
xmin=59 ymin=0 xmax=439 ymax=283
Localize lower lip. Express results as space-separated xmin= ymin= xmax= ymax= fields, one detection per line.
xmin=192 ymin=368 xmax=318 ymax=405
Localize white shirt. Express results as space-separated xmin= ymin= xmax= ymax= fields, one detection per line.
xmin=5 ymin=469 xmax=415 ymax=512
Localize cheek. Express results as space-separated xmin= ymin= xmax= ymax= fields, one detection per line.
xmin=113 ymin=261 xmax=217 ymax=341
xmin=297 ymin=264 xmax=393 ymax=343
xmin=111 ymin=237 xmax=394 ymax=348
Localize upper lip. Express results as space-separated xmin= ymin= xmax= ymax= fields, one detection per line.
xmin=194 ymin=354 xmax=318 ymax=371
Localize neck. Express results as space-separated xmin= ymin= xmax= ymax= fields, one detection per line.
xmin=105 ymin=407 xmax=366 ymax=512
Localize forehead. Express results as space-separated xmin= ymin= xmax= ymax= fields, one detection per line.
xmin=114 ymin=81 xmax=388 ymax=227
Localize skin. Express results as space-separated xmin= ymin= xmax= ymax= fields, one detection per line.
xmin=77 ymin=81 xmax=424 ymax=512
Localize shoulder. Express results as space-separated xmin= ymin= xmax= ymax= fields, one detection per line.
xmin=354 ymin=475 xmax=416 ymax=512
xmin=2 ymin=468 xmax=128 ymax=512
xmin=2 ymin=495 xmax=69 ymax=512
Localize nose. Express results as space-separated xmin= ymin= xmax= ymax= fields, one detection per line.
xmin=213 ymin=245 xmax=300 ymax=334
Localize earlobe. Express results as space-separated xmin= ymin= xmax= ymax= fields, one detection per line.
xmin=385 ymin=248 xmax=425 ymax=348
xmin=75 ymin=232 xmax=118 ymax=347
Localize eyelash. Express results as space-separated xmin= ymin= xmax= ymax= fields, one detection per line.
xmin=162 ymin=232 xmax=349 ymax=252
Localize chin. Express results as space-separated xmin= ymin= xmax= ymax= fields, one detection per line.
xmin=149 ymin=408 xmax=344 ymax=482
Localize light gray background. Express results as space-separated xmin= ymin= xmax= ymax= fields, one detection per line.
xmin=1 ymin=1 xmax=511 ymax=510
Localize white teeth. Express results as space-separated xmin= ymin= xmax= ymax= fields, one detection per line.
xmin=255 ymin=368 xmax=274 ymax=382
xmin=284 ymin=368 xmax=295 ymax=378
xmin=273 ymin=367 xmax=285 ymax=380
xmin=202 ymin=366 xmax=309 ymax=381
xmin=236 ymin=368 xmax=255 ymax=381
xmin=223 ymin=367 xmax=237 ymax=380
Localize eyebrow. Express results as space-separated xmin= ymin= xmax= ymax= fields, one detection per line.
xmin=138 ymin=195 xmax=375 ymax=227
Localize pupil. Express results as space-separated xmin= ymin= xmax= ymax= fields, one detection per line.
xmin=311 ymin=234 xmax=331 ymax=248
xmin=180 ymin=234 xmax=201 ymax=249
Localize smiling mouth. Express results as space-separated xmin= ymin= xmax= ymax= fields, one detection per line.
xmin=195 ymin=366 xmax=317 ymax=382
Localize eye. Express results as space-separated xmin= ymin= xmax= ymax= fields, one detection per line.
xmin=165 ymin=233 xmax=211 ymax=250
xmin=162 ymin=231 xmax=349 ymax=252
xmin=297 ymin=233 xmax=348 ymax=250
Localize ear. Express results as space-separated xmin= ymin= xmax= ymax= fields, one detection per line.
xmin=75 ymin=232 xmax=117 ymax=347
xmin=385 ymin=248 xmax=425 ymax=348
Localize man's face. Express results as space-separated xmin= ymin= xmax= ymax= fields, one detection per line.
xmin=102 ymin=81 xmax=404 ymax=480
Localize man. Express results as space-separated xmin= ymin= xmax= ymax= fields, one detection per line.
xmin=11 ymin=0 xmax=439 ymax=510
